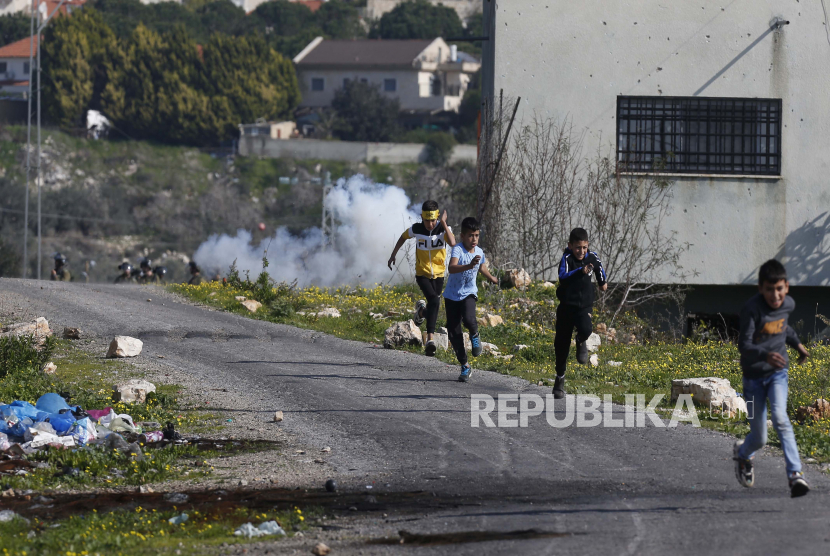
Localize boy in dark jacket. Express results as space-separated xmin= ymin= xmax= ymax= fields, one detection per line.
xmin=552 ymin=228 xmax=607 ymax=399
xmin=734 ymin=259 xmax=810 ymax=497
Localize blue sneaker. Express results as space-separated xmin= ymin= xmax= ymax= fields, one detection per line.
xmin=458 ymin=363 xmax=472 ymax=382
xmin=471 ymin=333 xmax=482 ymax=357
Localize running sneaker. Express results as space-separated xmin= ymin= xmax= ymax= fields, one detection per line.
xmin=789 ymin=472 xmax=810 ymax=498
xmin=733 ymin=440 xmax=754 ymax=487
xmin=552 ymin=375 xmax=566 ymax=399
xmin=471 ymin=332 xmax=482 ymax=357
xmin=458 ymin=363 xmax=472 ymax=382
xmin=425 ymin=340 xmax=437 ymax=357
xmin=575 ymin=338 xmax=589 ymax=365
xmin=413 ymin=300 xmax=426 ymax=326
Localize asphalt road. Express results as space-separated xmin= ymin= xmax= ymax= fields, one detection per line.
xmin=2 ymin=279 xmax=829 ymax=555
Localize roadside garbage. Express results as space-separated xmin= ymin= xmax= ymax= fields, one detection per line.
xmin=234 ymin=521 xmax=286 ymax=538
xmin=0 ymin=510 xmax=23 ymax=522
xmin=139 ymin=431 xmax=164 ymax=443
xmin=168 ymin=513 xmax=189 ymax=525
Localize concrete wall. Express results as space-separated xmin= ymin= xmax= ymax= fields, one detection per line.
xmin=486 ymin=0 xmax=830 ymax=287
xmin=238 ymin=137 xmax=477 ymax=165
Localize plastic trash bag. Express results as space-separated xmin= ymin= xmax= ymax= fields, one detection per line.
xmin=24 ymin=421 xmax=56 ymax=443
xmin=45 ymin=412 xmax=76 ymax=436
xmin=0 ymin=432 xmax=10 ymax=451
xmin=0 ymin=402 xmax=45 ymax=436
xmin=168 ymin=513 xmax=189 ymax=525
xmin=67 ymin=417 xmax=96 ymax=446
xmin=234 ymin=521 xmax=286 ymax=538
xmin=35 ymin=393 xmax=73 ymax=414
xmin=99 ymin=411 xmax=139 ymax=433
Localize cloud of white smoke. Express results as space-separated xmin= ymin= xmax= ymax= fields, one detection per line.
xmin=192 ymin=175 xmax=420 ymax=287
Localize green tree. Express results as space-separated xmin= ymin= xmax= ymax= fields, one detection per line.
xmin=370 ymin=0 xmax=464 ymax=40
xmin=0 ymin=12 xmax=30 ymax=47
xmin=42 ymin=9 xmax=119 ymax=128
xmin=252 ymin=0 xmax=317 ymax=37
xmin=425 ymin=131 xmax=457 ymax=166
xmin=201 ymin=33 xmax=301 ymax=138
xmin=331 ymin=81 xmax=400 ymax=142
xmin=315 ymin=0 xmax=365 ymax=39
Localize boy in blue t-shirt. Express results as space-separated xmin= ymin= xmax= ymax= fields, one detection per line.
xmin=443 ymin=217 xmax=499 ymax=382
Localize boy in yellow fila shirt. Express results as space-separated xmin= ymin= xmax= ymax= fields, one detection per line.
xmin=387 ymin=200 xmax=456 ymax=356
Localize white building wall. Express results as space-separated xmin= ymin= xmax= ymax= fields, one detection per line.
xmin=488 ymin=0 xmax=830 ymax=287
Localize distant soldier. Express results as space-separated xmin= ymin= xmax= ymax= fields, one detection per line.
xmin=154 ymin=266 xmax=168 ymax=285
xmin=50 ymin=253 xmax=71 ymax=281
xmin=138 ymin=258 xmax=158 ymax=284
xmin=114 ymin=262 xmax=135 ymax=284
xmin=187 ymin=261 xmax=202 ymax=285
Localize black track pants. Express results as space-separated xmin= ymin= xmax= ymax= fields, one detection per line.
xmin=415 ymin=276 xmax=445 ymax=334
xmin=554 ymin=304 xmax=593 ymax=377
xmin=445 ymin=295 xmax=479 ymax=365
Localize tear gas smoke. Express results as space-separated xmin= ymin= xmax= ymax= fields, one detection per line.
xmin=192 ymin=175 xmax=420 ymax=287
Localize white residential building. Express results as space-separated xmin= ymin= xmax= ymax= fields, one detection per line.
xmin=0 ymin=36 xmax=35 ymax=97
xmin=293 ymin=37 xmax=480 ymax=114
xmin=481 ymin=0 xmax=830 ymax=323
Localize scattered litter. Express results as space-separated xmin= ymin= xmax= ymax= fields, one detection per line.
xmin=234 ymin=521 xmax=286 ymax=538
xmin=168 ymin=513 xmax=189 ymax=525
xmin=321 ymin=446 xmax=331 ymax=452
xmin=273 ymin=411 xmax=284 ymax=422
xmin=325 ymin=479 xmax=337 ymax=492
xmin=608 ymin=361 xmax=623 ymax=367
xmin=0 ymin=509 xmax=22 ymax=522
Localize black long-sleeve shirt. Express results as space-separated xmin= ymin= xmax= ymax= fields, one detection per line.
xmin=738 ymin=293 xmax=801 ymax=378
xmin=556 ymin=248 xmax=607 ymax=309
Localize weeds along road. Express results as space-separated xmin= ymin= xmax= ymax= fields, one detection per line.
xmin=3 ymin=279 xmax=830 ymax=555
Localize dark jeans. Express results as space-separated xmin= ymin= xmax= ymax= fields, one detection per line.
xmin=445 ymin=295 xmax=478 ymax=365
xmin=415 ymin=276 xmax=444 ymax=334
xmin=554 ymin=304 xmax=593 ymax=377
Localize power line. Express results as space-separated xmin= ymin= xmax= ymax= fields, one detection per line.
xmin=0 ymin=207 xmax=112 ymax=223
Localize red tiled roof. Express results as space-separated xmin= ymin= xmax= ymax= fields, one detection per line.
xmin=296 ymin=39 xmax=434 ymax=67
xmin=0 ymin=36 xmax=39 ymax=59
xmin=296 ymin=0 xmax=323 ymax=12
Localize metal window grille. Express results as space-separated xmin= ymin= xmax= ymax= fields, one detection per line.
xmin=617 ymin=96 xmax=782 ymax=175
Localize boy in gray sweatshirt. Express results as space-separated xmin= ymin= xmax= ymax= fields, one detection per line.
xmin=734 ymin=259 xmax=810 ymax=497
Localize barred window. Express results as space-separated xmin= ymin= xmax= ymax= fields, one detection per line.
xmin=617 ymin=96 xmax=782 ymax=176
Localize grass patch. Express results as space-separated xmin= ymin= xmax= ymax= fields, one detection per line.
xmin=0 ymin=334 xmax=224 ymax=490
xmin=0 ymin=505 xmax=318 ymax=556
xmin=171 ymin=279 xmax=830 ymax=463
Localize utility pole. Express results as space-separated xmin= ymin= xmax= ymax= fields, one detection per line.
xmin=22 ymin=0 xmax=35 ymax=278
xmin=320 ymin=171 xmax=335 ymax=250
xmin=24 ymin=0 xmax=66 ymax=279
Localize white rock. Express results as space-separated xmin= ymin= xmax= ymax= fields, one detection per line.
xmin=422 ymin=332 xmax=449 ymax=351
xmin=107 ymin=336 xmax=143 ymax=358
xmin=234 ymin=296 xmax=247 ymax=301
xmin=273 ymin=411 xmax=284 ymax=422
xmin=463 ymin=332 xmax=472 ymax=351
xmin=513 ymin=344 xmax=529 ymax=352
xmin=384 ymin=320 xmax=423 ymax=348
xmin=589 ymin=354 xmax=599 ymax=367
xmin=585 ymin=333 xmax=601 ymax=352
xmin=113 ymin=379 xmax=156 ymax=404
xmin=42 ymin=362 xmax=57 ymax=374
xmin=481 ymin=342 xmax=500 ymax=355
xmin=671 ymin=377 xmax=747 ymax=418
xmin=509 ymin=268 xmax=532 ymax=289
xmin=316 ymin=307 xmax=341 ymax=318
xmin=241 ymin=300 xmax=262 ymax=313
xmin=476 ymin=313 xmax=504 ymax=327
xmin=1 ymin=317 xmax=52 ymax=344
xmin=541 ymin=281 xmax=556 ymax=288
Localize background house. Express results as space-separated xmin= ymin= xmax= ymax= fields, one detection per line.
xmin=0 ymin=36 xmax=35 ymax=97
xmin=293 ymin=37 xmax=480 ymax=119
xmin=364 ymin=0 xmax=479 ymax=21
xmin=481 ymin=0 xmax=830 ymax=326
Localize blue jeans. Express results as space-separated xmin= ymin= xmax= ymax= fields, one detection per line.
xmin=738 ymin=370 xmax=801 ymax=475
